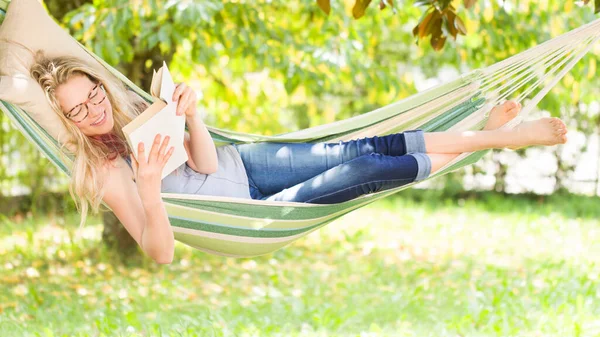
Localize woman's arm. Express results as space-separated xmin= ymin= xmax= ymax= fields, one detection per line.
xmin=184 ymin=113 xmax=218 ymax=174
xmin=102 ymin=135 xmax=175 ymax=264
xmin=173 ymin=83 xmax=218 ymax=174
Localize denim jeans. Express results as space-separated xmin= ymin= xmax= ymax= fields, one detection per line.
xmin=233 ymin=131 xmax=431 ymax=204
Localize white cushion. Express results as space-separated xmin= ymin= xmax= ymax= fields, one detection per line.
xmin=0 ymin=0 xmax=118 ymax=144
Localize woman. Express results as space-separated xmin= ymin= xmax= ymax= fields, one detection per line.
xmin=31 ymin=54 xmax=568 ymax=264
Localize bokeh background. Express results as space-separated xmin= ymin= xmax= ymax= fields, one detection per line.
xmin=1 ymin=0 xmax=600 ymax=336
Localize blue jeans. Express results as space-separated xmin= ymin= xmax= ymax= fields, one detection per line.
xmin=233 ymin=131 xmax=431 ymax=204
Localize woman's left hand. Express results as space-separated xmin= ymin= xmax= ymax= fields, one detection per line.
xmin=172 ymin=82 xmax=198 ymax=118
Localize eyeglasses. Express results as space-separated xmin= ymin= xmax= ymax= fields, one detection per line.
xmin=65 ymin=83 xmax=107 ymax=123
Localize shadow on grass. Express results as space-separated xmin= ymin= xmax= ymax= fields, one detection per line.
xmin=2 ymin=239 xmax=598 ymax=337
xmin=388 ymin=188 xmax=600 ymax=221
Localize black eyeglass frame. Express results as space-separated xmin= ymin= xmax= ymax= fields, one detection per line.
xmin=65 ymin=83 xmax=107 ymax=123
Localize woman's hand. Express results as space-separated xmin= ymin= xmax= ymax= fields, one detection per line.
xmin=172 ymin=82 xmax=199 ymax=119
xmin=131 ymin=134 xmax=174 ymax=205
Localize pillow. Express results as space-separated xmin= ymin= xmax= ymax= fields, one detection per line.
xmin=0 ymin=0 xmax=118 ymax=145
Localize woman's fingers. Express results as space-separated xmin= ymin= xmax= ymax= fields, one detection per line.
xmin=176 ymin=87 xmax=192 ymax=116
xmin=137 ymin=142 xmax=146 ymax=166
xmin=172 ymin=83 xmax=184 ymax=102
xmin=149 ymin=134 xmax=171 ymax=164
xmin=148 ymin=134 xmax=163 ymax=163
xmin=174 ymin=83 xmax=189 ymax=113
xmin=173 ymin=83 xmax=199 ymax=117
xmin=134 ymin=135 xmax=173 ymax=181
xmin=157 ymin=135 xmax=170 ymax=160
xmin=162 ymin=147 xmax=175 ymax=166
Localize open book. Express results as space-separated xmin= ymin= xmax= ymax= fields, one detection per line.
xmin=122 ymin=62 xmax=188 ymax=180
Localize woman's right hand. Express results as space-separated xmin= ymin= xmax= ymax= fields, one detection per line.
xmin=130 ymin=134 xmax=174 ymax=205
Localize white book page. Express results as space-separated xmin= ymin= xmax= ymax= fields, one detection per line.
xmin=128 ymin=103 xmax=187 ymax=180
xmin=128 ymin=63 xmax=187 ymax=179
xmin=159 ymin=61 xmax=177 ymax=104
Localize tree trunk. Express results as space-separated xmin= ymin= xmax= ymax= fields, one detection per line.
xmin=124 ymin=48 xmax=174 ymax=90
xmin=101 ymin=210 xmax=138 ymax=256
xmin=493 ymin=151 xmax=508 ymax=193
xmin=45 ymin=0 xmax=93 ymax=21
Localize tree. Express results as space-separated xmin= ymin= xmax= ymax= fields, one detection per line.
xmin=316 ymin=0 xmax=600 ymax=50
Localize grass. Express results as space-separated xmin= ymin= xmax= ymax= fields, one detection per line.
xmin=1 ymin=190 xmax=600 ymax=337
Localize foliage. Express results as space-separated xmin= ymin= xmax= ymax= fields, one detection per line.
xmin=315 ymin=0 xmax=600 ymax=50
xmin=0 ymin=113 xmax=67 ymax=199
xmin=2 ymin=192 xmax=600 ymax=336
xmin=58 ymin=0 xmax=600 ymax=134
xmin=1 ymin=0 xmax=599 ymax=221
xmin=583 ymin=0 xmax=600 ymax=14
xmin=412 ymin=0 xmax=468 ymax=50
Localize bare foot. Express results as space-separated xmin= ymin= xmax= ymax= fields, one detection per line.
xmin=510 ymin=117 xmax=568 ymax=149
xmin=483 ymin=100 xmax=521 ymax=130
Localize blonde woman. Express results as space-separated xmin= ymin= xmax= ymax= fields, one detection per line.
xmin=31 ymin=54 xmax=568 ymax=264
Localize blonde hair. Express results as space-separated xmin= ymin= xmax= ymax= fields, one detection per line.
xmin=30 ymin=52 xmax=147 ymax=228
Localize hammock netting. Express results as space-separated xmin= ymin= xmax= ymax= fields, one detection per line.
xmin=1 ymin=2 xmax=599 ymax=256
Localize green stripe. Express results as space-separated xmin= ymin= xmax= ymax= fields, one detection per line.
xmin=421 ymin=95 xmax=485 ymax=132
xmin=0 ymin=101 xmax=71 ymax=174
xmin=165 ymin=201 xmax=336 ymax=230
xmin=173 ymin=214 xmax=345 ymax=257
xmin=271 ymin=72 xmax=483 ymax=141
xmin=436 ymin=151 xmax=489 ymax=177
xmin=174 ymin=231 xmax=296 ymax=257
xmin=0 ymin=0 xmax=8 ymax=24
xmin=163 ymin=190 xmax=385 ymax=220
xmin=169 ymin=216 xmax=323 ymax=238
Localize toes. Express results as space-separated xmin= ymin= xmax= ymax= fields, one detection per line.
xmin=550 ymin=118 xmax=562 ymax=128
xmin=506 ymin=107 xmax=520 ymax=117
xmin=508 ymin=100 xmax=521 ymax=110
xmin=501 ymin=101 xmax=515 ymax=112
xmin=489 ymin=105 xmax=505 ymax=115
xmin=491 ymin=101 xmax=515 ymax=114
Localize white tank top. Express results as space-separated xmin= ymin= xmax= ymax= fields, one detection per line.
xmin=160 ymin=145 xmax=251 ymax=199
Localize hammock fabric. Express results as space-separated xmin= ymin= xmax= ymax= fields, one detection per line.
xmin=0 ymin=3 xmax=599 ymax=257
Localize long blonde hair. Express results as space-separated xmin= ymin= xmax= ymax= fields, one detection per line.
xmin=30 ymin=52 xmax=146 ymax=227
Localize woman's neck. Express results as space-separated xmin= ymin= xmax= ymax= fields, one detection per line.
xmin=91 ymin=132 xmax=129 ymax=160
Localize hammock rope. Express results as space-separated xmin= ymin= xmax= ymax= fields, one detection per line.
xmin=0 ymin=2 xmax=598 ymax=256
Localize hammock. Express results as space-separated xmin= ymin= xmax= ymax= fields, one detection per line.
xmin=0 ymin=3 xmax=599 ymax=257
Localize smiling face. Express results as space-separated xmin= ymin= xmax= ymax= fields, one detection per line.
xmin=54 ymin=74 xmax=114 ymax=137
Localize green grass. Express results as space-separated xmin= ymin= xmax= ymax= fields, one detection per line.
xmin=1 ymin=191 xmax=600 ymax=337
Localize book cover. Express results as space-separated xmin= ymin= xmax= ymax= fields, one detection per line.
xmin=122 ymin=62 xmax=188 ymax=180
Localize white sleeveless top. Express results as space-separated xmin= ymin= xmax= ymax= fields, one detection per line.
xmin=160 ymin=145 xmax=251 ymax=199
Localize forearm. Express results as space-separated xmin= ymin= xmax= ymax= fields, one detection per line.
xmin=140 ymin=197 xmax=174 ymax=264
xmin=186 ymin=112 xmax=218 ymax=173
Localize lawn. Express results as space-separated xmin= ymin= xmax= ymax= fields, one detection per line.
xmin=1 ymin=191 xmax=600 ymax=337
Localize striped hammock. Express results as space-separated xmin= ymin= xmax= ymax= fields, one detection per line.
xmin=1 ymin=3 xmax=599 ymax=257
